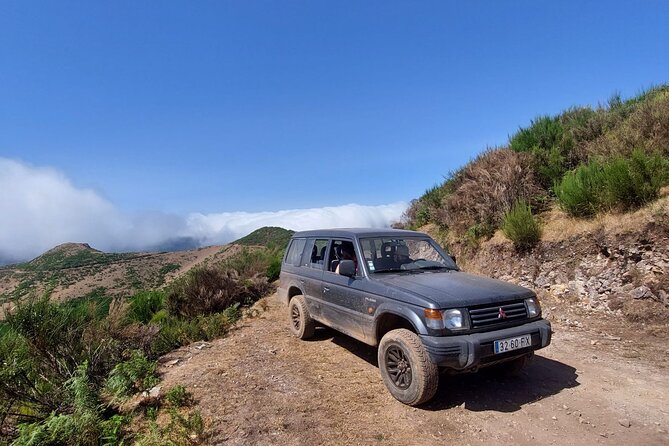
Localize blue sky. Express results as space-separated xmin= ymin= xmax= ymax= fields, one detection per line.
xmin=1 ymin=1 xmax=668 ymax=261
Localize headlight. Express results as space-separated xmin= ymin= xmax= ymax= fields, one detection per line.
xmin=525 ymin=297 xmax=541 ymax=318
xmin=443 ymin=309 xmax=466 ymax=329
xmin=424 ymin=308 xmax=470 ymax=330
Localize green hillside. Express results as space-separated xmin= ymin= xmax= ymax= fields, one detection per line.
xmin=403 ymin=85 xmax=669 ymax=250
xmin=234 ymin=226 xmax=294 ymax=248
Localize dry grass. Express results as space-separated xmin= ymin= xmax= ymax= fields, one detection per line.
xmin=583 ymin=90 xmax=669 ymax=159
xmin=0 ymin=245 xmax=233 ymax=306
xmin=541 ymin=193 xmax=669 ymax=242
xmin=439 ymin=148 xmax=542 ymax=231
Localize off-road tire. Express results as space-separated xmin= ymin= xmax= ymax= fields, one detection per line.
xmin=378 ymin=329 xmax=439 ymax=406
xmin=288 ymin=295 xmax=315 ymax=340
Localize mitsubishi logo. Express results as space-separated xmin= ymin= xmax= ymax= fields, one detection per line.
xmin=498 ymin=307 xmax=507 ymax=319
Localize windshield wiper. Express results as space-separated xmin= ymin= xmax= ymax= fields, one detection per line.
xmin=373 ymin=268 xmax=405 ymax=273
xmin=418 ymin=265 xmax=454 ymax=271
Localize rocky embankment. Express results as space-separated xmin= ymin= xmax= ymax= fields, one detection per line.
xmin=461 ymin=201 xmax=669 ymax=324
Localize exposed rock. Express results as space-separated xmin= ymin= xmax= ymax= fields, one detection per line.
xmin=460 ymin=220 xmax=669 ymax=319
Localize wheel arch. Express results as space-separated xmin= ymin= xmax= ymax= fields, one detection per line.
xmin=281 ymin=285 xmax=304 ymax=305
xmin=374 ymin=308 xmax=427 ymax=345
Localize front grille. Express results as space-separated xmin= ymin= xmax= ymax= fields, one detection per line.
xmin=469 ymin=301 xmax=527 ymax=328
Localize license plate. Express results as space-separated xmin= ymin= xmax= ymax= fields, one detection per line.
xmin=494 ymin=334 xmax=532 ymax=354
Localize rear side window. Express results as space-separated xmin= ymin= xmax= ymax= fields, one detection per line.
xmin=306 ymin=239 xmax=329 ymax=269
xmin=285 ymin=238 xmax=307 ymax=266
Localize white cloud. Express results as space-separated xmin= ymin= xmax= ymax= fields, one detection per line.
xmin=186 ymin=202 xmax=408 ymax=246
xmin=0 ymin=158 xmax=407 ymax=263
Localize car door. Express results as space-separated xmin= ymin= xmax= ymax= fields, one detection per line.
xmin=320 ymin=238 xmax=374 ymax=342
xmin=297 ymin=238 xmax=328 ymax=320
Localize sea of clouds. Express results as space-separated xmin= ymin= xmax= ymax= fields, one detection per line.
xmin=0 ymin=158 xmax=408 ymax=264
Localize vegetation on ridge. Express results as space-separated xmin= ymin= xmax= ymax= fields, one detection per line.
xmin=0 ymin=234 xmax=284 ymax=445
xmin=402 ymin=85 xmax=669 ymax=251
xmin=233 ymin=226 xmax=294 ymax=249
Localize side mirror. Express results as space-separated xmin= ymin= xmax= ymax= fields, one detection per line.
xmin=338 ymin=259 xmax=356 ymax=277
xmin=451 ymin=255 xmax=457 ymax=264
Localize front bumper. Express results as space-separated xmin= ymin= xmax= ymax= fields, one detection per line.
xmin=420 ymin=319 xmax=552 ymax=370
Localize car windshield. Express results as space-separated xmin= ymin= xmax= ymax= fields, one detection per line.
xmin=359 ymin=237 xmax=456 ymax=273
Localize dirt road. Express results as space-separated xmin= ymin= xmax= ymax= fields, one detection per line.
xmin=159 ymin=295 xmax=669 ymax=445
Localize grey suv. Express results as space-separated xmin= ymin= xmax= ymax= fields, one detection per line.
xmin=278 ymin=228 xmax=552 ymax=405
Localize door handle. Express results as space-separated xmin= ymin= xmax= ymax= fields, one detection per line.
xmin=323 ymin=287 xmax=330 ymax=293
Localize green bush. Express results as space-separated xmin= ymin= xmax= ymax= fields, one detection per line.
xmin=222 ymin=247 xmax=283 ymax=282
xmin=464 ymin=223 xmax=495 ymax=249
xmin=12 ymin=362 xmax=106 ymax=446
xmin=554 ymin=160 xmax=604 ymax=217
xmin=165 ymin=267 xmax=270 ymax=319
xmin=402 ymin=183 xmax=450 ymax=229
xmin=104 ymin=351 xmax=160 ymax=404
xmin=128 ymin=291 xmax=166 ymax=324
xmin=149 ymin=308 xmax=240 ymax=356
xmin=509 ymin=115 xmax=564 ymax=153
xmin=602 ymin=150 xmax=669 ymax=211
xmin=502 ymin=201 xmax=542 ymax=251
xmin=555 ymin=150 xmax=669 ymax=217
xmin=164 ymin=385 xmax=191 ymax=408
xmin=4 ymin=297 xmax=125 ymax=400
xmin=134 ymin=409 xmax=204 ymax=446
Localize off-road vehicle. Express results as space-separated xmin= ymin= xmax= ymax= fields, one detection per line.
xmin=278 ymin=228 xmax=552 ymax=405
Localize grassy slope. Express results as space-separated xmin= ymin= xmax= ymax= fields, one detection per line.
xmin=0 ymin=243 xmax=229 ymax=305
xmin=404 ymin=85 xmax=669 ymax=242
xmin=0 ymin=226 xmax=293 ymax=306
xmin=234 ymin=226 xmax=294 ymax=249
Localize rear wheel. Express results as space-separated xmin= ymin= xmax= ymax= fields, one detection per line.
xmin=288 ymin=295 xmax=315 ymax=340
xmin=378 ymin=329 xmax=439 ymax=406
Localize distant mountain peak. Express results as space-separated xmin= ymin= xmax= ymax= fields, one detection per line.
xmin=234 ymin=227 xmax=294 ymax=248
xmin=39 ymin=242 xmax=100 ymax=257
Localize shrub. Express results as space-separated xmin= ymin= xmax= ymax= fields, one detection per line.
xmin=134 ymin=409 xmax=205 ymax=446
xmin=5 ymin=297 xmax=124 ymax=395
xmin=104 ymin=351 xmax=160 ymax=404
xmin=401 ymin=184 xmax=450 ymax=228
xmin=502 ymin=201 xmax=542 ymax=251
xmin=555 ymin=150 xmax=669 ymax=217
xmin=128 ymin=291 xmax=166 ymax=324
xmin=439 ymin=148 xmax=542 ymax=231
xmin=602 ymin=150 xmax=669 ymax=210
xmin=222 ymin=247 xmax=283 ymax=282
xmin=554 ymin=160 xmax=604 ymax=217
xmin=164 ymin=385 xmax=191 ymax=408
xmin=149 ymin=308 xmax=240 ymax=356
xmin=464 ymin=223 xmax=495 ymax=249
xmin=509 ymin=115 xmax=564 ymax=154
xmin=582 ymin=86 xmax=669 ymax=159
xmin=11 ymin=362 xmax=105 ymax=446
xmin=165 ymin=267 xmax=271 ymax=319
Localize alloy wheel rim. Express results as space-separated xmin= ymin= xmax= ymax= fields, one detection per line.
xmin=385 ymin=346 xmax=412 ymax=389
xmin=291 ymin=305 xmax=301 ymax=331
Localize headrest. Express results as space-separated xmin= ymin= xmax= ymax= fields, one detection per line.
xmin=396 ymin=244 xmax=409 ymax=257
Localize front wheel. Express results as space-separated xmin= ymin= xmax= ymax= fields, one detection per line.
xmin=378 ymin=329 xmax=439 ymax=406
xmin=287 ymin=295 xmax=315 ymax=340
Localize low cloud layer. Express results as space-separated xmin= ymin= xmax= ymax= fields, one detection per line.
xmin=0 ymin=158 xmax=407 ymax=264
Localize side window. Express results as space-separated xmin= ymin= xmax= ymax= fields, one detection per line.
xmin=327 ymin=239 xmax=359 ymax=275
xmin=360 ymin=239 xmax=377 ymax=272
xmin=307 ymin=239 xmax=329 ymax=269
xmin=285 ymin=238 xmax=306 ymax=267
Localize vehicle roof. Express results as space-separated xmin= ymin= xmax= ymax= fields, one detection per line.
xmin=291 ymin=228 xmax=429 ymax=239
